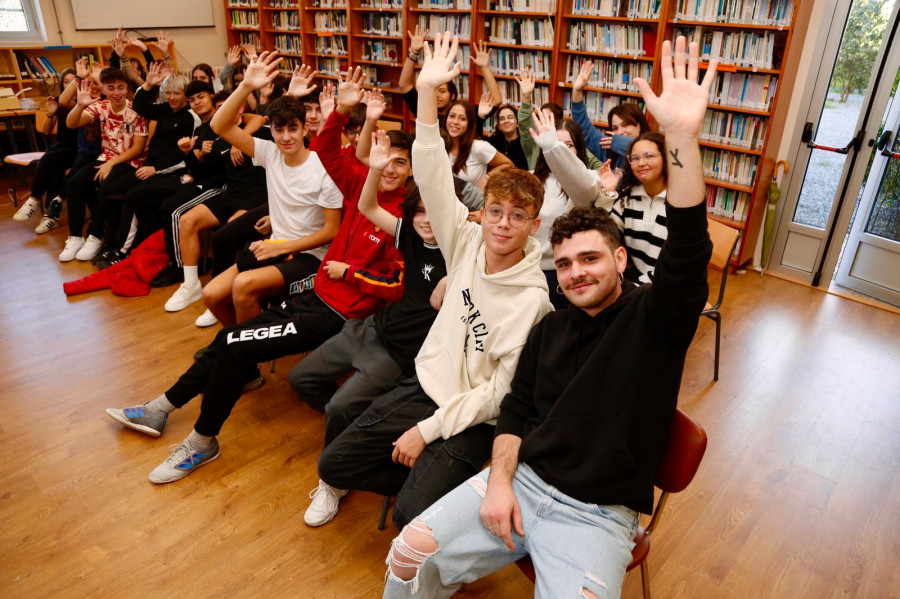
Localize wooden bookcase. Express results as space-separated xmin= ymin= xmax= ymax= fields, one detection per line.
xmin=219 ymin=0 xmax=804 ymax=266
xmin=0 ymin=44 xmax=177 ymax=101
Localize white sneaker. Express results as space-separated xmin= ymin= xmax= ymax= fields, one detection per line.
xmin=148 ymin=439 xmax=220 ymax=484
xmin=35 ymin=216 xmax=59 ymax=234
xmin=75 ymin=235 xmax=103 ymax=261
xmin=195 ymin=308 xmax=219 ymax=328
xmin=304 ymin=479 xmax=348 ymax=527
xmin=165 ymin=281 xmax=203 ymax=312
xmin=13 ymin=198 xmax=40 ymax=222
xmin=59 ymin=236 xmax=85 ymax=262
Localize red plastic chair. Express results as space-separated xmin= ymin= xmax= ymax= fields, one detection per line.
xmin=516 ymin=408 xmax=708 ymax=599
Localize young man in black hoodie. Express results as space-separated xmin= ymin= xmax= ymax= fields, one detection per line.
xmin=381 ymin=35 xmax=715 ymax=599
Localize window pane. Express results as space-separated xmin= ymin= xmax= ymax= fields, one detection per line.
xmin=0 ymin=0 xmax=28 ymax=32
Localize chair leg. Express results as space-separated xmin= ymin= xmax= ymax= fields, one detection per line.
xmin=378 ymin=496 xmax=392 ymax=530
xmin=640 ymin=560 xmax=651 ymax=599
xmin=269 ymin=359 xmax=276 ymax=374
xmin=713 ymin=312 xmax=721 ymax=381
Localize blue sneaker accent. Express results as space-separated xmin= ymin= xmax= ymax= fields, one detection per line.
xmin=149 ymin=439 xmax=220 ymax=484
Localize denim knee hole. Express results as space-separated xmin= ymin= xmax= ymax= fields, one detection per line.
xmin=386 ymin=518 xmax=440 ymax=594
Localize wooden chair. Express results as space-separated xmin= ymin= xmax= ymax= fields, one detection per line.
xmin=702 ymin=219 xmax=741 ymax=381
xmin=516 ymin=408 xmax=708 ymax=599
xmin=4 ymin=111 xmax=51 ymax=207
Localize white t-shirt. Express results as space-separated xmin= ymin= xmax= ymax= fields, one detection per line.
xmin=253 ymin=138 xmax=343 ymax=260
xmin=449 ymin=139 xmax=497 ymax=187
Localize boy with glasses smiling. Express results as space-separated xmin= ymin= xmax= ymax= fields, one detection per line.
xmin=311 ymin=33 xmax=553 ymax=530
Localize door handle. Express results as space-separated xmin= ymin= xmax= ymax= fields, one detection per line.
xmin=878 ymin=129 xmax=900 ymax=158
xmin=803 ymin=122 xmax=866 ymax=154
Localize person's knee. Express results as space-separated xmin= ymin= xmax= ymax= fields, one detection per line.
xmin=231 ymin=273 xmax=256 ymax=303
xmin=179 ymin=211 xmax=200 ymax=235
xmin=387 ymin=518 xmax=440 ymax=583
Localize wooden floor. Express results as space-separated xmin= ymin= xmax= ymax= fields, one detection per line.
xmin=1 ymin=193 xmax=898 ymax=599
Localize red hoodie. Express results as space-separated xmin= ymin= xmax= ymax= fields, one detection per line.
xmin=310 ymin=110 xmax=406 ymax=320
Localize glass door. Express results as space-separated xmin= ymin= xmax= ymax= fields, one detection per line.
xmin=768 ymin=0 xmax=900 ymax=284
xmin=833 ymin=68 xmax=900 ymax=306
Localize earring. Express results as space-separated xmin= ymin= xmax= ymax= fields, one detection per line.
xmin=556 ymin=285 xmax=563 ymax=295
xmin=618 ymin=273 xmax=624 ymax=284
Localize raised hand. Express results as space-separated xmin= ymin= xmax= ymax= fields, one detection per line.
xmin=368 ymin=129 xmax=392 ymax=171
xmin=528 ymin=107 xmax=556 ymax=140
xmin=154 ymin=31 xmax=172 ymax=55
xmin=471 ymin=40 xmax=492 ymax=69
xmin=90 ymin=61 xmax=102 ymax=84
xmin=110 ymin=34 xmax=125 ymax=58
xmin=417 ymin=32 xmax=462 ymax=91
xmin=125 ymin=33 xmax=148 ymax=52
xmin=76 ymin=78 xmax=98 ymax=107
xmin=241 ymin=51 xmax=282 ymax=92
xmin=407 ymin=24 xmax=429 ymax=53
xmin=75 ymin=57 xmax=89 ymax=79
xmin=319 ymin=81 xmax=336 ymax=121
xmin=573 ymin=60 xmax=594 ymax=92
xmin=227 ymin=45 xmax=242 ymax=67
xmin=336 ymin=65 xmax=366 ymax=109
xmin=287 ymin=64 xmax=318 ymax=98
xmin=44 ymin=96 xmax=59 ymax=117
xmin=144 ymin=61 xmax=167 ymax=87
xmin=478 ymin=91 xmax=494 ymax=119
xmin=242 ymin=43 xmax=258 ymax=60
xmin=598 ymin=159 xmax=621 ymax=191
xmin=515 ymin=66 xmax=535 ymax=102
xmin=634 ymin=36 xmax=716 ymax=139
xmin=364 ymin=88 xmax=385 ymax=121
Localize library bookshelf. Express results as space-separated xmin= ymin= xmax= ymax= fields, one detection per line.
xmin=0 ymin=44 xmax=176 ymax=101
xmin=222 ymin=0 xmax=806 ymax=266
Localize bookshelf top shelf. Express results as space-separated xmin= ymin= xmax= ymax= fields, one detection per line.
xmin=561 ymin=13 xmax=660 ymax=23
xmin=670 ymin=18 xmax=793 ymax=32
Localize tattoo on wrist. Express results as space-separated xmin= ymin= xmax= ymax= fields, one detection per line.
xmin=670 ymin=148 xmax=684 ymax=168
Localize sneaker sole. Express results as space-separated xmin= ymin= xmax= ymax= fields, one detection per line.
xmin=165 ymin=294 xmax=202 ymax=312
xmin=105 ymin=408 xmax=163 ymax=437
xmin=148 ymin=447 xmax=220 ymax=484
xmin=304 ymin=490 xmax=349 ymax=527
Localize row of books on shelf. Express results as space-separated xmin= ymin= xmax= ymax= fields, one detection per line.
xmin=570 ymin=0 xmax=661 ymax=19
xmin=701 ymin=147 xmax=758 ymax=187
xmin=360 ymin=0 xmax=404 ymax=8
xmin=237 ymin=31 xmax=262 ymax=48
xmin=562 ymin=55 xmax=651 ymax=93
xmin=360 ymin=40 xmax=401 ymax=64
xmin=231 ymin=9 xmax=261 ymax=27
xmin=316 ymin=56 xmax=348 ymax=77
xmin=567 ymin=23 xmax=655 ymax=56
xmin=498 ymin=79 xmax=550 ymax=105
xmin=488 ymin=0 xmax=557 ymax=12
xmin=267 ymin=0 xmax=298 ymax=7
xmin=273 ymin=34 xmax=303 ymax=54
xmin=417 ymin=0 xmax=472 ymax=8
xmin=415 ymin=15 xmax=472 ymax=40
xmin=13 ymin=51 xmax=60 ymax=79
xmin=360 ymin=13 xmax=403 ymax=37
xmin=706 ymin=187 xmax=751 ymax=223
xmin=315 ymin=36 xmax=348 ymax=55
xmin=270 ymin=11 xmax=300 ymax=30
xmin=279 ymin=56 xmax=303 ymax=72
xmin=311 ymin=0 xmax=347 ymax=6
xmin=490 ymin=49 xmax=551 ymax=79
xmin=562 ymin=89 xmax=643 ymax=124
xmin=488 ymin=17 xmax=555 ymax=48
xmin=674 ymin=0 xmax=794 ymax=27
xmin=708 ymin=71 xmax=778 ymax=111
xmin=700 ymin=109 xmax=768 ymax=150
xmin=314 ymin=12 xmax=348 ymax=32
xmin=227 ymin=0 xmax=258 ymax=6
xmin=675 ymin=27 xmax=777 ymax=70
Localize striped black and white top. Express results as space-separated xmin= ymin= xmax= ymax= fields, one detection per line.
xmin=611 ymin=184 xmax=668 ymax=284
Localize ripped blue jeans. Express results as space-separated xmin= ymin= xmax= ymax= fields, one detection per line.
xmin=383 ymin=463 xmax=638 ymax=599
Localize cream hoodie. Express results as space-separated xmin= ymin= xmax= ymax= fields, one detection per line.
xmin=412 ymin=121 xmax=554 ymax=445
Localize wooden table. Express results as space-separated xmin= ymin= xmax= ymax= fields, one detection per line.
xmin=0 ymin=109 xmax=39 ymax=154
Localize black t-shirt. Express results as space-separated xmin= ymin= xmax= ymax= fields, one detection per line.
xmin=487 ymin=131 xmax=528 ymax=170
xmin=185 ymin=122 xmax=266 ymax=194
xmin=54 ymin=103 xmax=78 ymax=149
xmin=374 ymin=217 xmax=447 ymax=376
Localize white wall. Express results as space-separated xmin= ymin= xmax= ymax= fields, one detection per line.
xmin=34 ymin=0 xmax=229 ymax=68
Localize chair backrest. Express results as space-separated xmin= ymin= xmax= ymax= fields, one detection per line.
xmin=705 ymin=219 xmax=740 ymax=311
xmin=653 ymin=408 xmax=708 ymax=493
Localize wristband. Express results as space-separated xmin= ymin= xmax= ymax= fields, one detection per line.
xmin=407 ymin=50 xmax=420 ymax=62
xmin=599 ymin=189 xmax=619 ymax=200
xmin=342 ymin=266 xmax=349 ymax=279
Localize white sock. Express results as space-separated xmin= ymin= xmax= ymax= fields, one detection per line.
xmin=145 ymin=394 xmax=177 ymax=414
xmin=186 ymin=429 xmax=214 ymax=451
xmin=184 ymin=265 xmax=200 ymax=287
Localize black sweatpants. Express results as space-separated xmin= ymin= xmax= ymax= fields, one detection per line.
xmin=317 ymin=377 xmax=495 ymax=529
xmin=65 ymin=160 xmax=139 ymax=239
xmin=30 ymin=144 xmax=76 ymax=201
xmin=120 ymin=172 xmax=187 ymax=250
xmin=210 ymin=203 xmax=268 ymax=276
xmin=164 ymin=292 xmax=345 ymax=438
